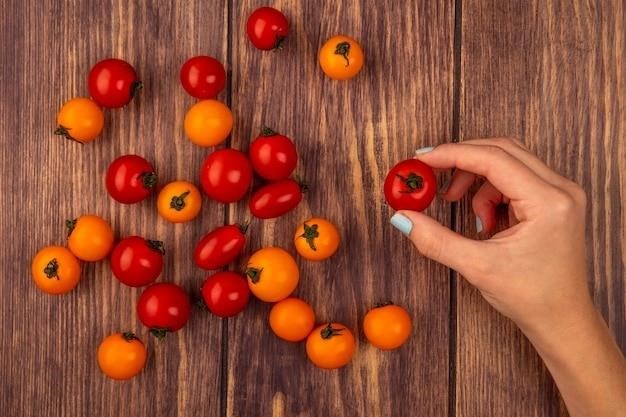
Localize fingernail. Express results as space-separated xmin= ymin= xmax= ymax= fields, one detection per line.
xmin=475 ymin=216 xmax=483 ymax=233
xmin=415 ymin=146 xmax=435 ymax=155
xmin=390 ymin=213 xmax=413 ymax=236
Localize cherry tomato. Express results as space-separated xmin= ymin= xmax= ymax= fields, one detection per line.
xmin=66 ymin=215 xmax=114 ymax=261
xmin=246 ymin=7 xmax=289 ymax=50
xmin=31 ymin=246 xmax=81 ymax=295
xmin=105 ymin=155 xmax=157 ymax=204
xmin=194 ymin=224 xmax=247 ymax=270
xmin=246 ymin=247 xmax=299 ymax=302
xmin=269 ymin=297 xmax=315 ymax=342
xmin=200 ymin=149 xmax=252 ymax=203
xmin=88 ymin=59 xmax=141 ymax=108
xmin=54 ymin=97 xmax=104 ymax=143
xmin=180 ymin=56 xmax=226 ymax=99
xmin=200 ymin=272 xmax=250 ymax=318
xmin=137 ymin=282 xmax=191 ymax=339
xmin=363 ymin=304 xmax=412 ymax=350
xmin=157 ymin=181 xmax=202 ymax=223
xmin=294 ymin=217 xmax=340 ymax=261
xmin=319 ymin=35 xmax=365 ymax=80
xmin=110 ymin=236 xmax=164 ymax=287
xmin=249 ymin=179 xmax=305 ymax=219
xmin=184 ymin=99 xmax=233 ymax=147
xmin=306 ymin=323 xmax=356 ymax=369
xmin=384 ymin=159 xmax=437 ymax=211
xmin=97 ymin=332 xmax=147 ymax=380
xmin=249 ymin=127 xmax=297 ymax=180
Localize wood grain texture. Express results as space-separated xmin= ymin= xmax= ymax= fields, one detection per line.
xmin=0 ymin=1 xmax=227 ymax=416
xmin=226 ymin=1 xmax=454 ymax=416
xmin=456 ymin=1 xmax=625 ymax=416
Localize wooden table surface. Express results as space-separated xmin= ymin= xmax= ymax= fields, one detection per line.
xmin=1 ymin=1 xmax=624 ymax=416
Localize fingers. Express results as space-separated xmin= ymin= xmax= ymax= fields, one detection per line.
xmin=415 ymin=142 xmax=553 ymax=201
xmin=441 ymin=169 xmax=476 ymax=201
xmin=471 ymin=181 xmax=503 ymax=233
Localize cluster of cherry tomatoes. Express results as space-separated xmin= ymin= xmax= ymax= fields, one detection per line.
xmin=33 ymin=5 xmax=434 ymax=381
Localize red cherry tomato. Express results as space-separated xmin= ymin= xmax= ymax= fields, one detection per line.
xmin=200 ymin=272 xmax=250 ymax=318
xmin=383 ymin=159 xmax=437 ymax=211
xmin=110 ymin=236 xmax=164 ymax=287
xmin=249 ymin=127 xmax=297 ymax=180
xmin=88 ymin=59 xmax=141 ymax=108
xmin=137 ymin=283 xmax=191 ymax=339
xmin=249 ymin=179 xmax=305 ymax=219
xmin=180 ymin=56 xmax=226 ymax=99
xmin=200 ymin=149 xmax=253 ymax=203
xmin=105 ymin=155 xmax=157 ymax=204
xmin=194 ymin=224 xmax=247 ymax=270
xmin=246 ymin=7 xmax=289 ymax=50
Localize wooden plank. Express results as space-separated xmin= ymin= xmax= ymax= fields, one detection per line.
xmin=0 ymin=1 xmax=228 ymax=416
xmin=457 ymin=1 xmax=625 ymax=416
xmin=226 ymin=1 xmax=454 ymax=416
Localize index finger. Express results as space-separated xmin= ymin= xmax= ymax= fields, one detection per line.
xmin=415 ymin=143 xmax=553 ymax=200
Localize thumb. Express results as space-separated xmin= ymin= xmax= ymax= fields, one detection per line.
xmin=390 ymin=210 xmax=485 ymax=277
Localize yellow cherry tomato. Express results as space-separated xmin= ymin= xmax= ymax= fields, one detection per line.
xmin=246 ymin=247 xmax=299 ymax=302
xmin=31 ymin=246 xmax=81 ymax=294
xmin=319 ymin=35 xmax=364 ymax=80
xmin=54 ymin=97 xmax=104 ymax=143
xmin=67 ymin=215 xmax=114 ymax=261
xmin=184 ymin=99 xmax=233 ymax=147
xmin=157 ymin=181 xmax=202 ymax=223
xmin=269 ymin=297 xmax=316 ymax=342
xmin=363 ymin=304 xmax=412 ymax=350
xmin=97 ymin=332 xmax=147 ymax=380
xmin=306 ymin=323 xmax=356 ymax=369
xmin=294 ymin=217 xmax=340 ymax=261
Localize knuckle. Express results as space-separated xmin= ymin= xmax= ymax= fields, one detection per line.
xmin=551 ymin=191 xmax=577 ymax=215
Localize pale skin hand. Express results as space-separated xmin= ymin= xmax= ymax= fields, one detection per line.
xmin=391 ymin=138 xmax=626 ymax=417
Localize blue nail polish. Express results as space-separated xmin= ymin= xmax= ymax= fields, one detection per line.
xmin=390 ymin=213 xmax=413 ymax=235
xmin=415 ymin=146 xmax=435 ymax=155
xmin=475 ymin=216 xmax=483 ymax=233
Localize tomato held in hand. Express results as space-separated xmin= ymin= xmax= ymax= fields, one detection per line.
xmin=384 ymin=159 xmax=437 ymax=211
xmin=294 ymin=218 xmax=340 ymax=261
xmin=246 ymin=7 xmax=289 ymax=50
xmin=97 ymin=332 xmax=147 ymax=380
xmin=31 ymin=246 xmax=81 ymax=295
xmin=200 ymin=272 xmax=250 ymax=318
xmin=184 ymin=99 xmax=233 ymax=147
xmin=246 ymin=247 xmax=299 ymax=302
xmin=269 ymin=297 xmax=315 ymax=342
xmin=157 ymin=181 xmax=202 ymax=223
xmin=319 ymin=35 xmax=365 ymax=80
xmin=249 ymin=127 xmax=297 ymax=180
xmin=249 ymin=179 xmax=306 ymax=219
xmin=194 ymin=224 xmax=247 ymax=270
xmin=88 ymin=59 xmax=141 ymax=108
xmin=137 ymin=282 xmax=191 ymax=339
xmin=180 ymin=56 xmax=226 ymax=99
xmin=306 ymin=323 xmax=356 ymax=369
xmin=67 ymin=215 xmax=114 ymax=261
xmin=106 ymin=155 xmax=157 ymax=204
xmin=200 ymin=149 xmax=252 ymax=203
xmin=54 ymin=97 xmax=104 ymax=143
xmin=111 ymin=236 xmax=164 ymax=287
xmin=363 ymin=304 xmax=412 ymax=350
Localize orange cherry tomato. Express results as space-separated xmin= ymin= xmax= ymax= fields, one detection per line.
xmin=294 ymin=217 xmax=340 ymax=261
xmin=157 ymin=181 xmax=202 ymax=223
xmin=319 ymin=35 xmax=364 ymax=80
xmin=306 ymin=322 xmax=356 ymax=369
xmin=31 ymin=246 xmax=81 ymax=294
xmin=97 ymin=332 xmax=147 ymax=380
xmin=66 ymin=215 xmax=114 ymax=261
xmin=363 ymin=304 xmax=412 ymax=350
xmin=246 ymin=247 xmax=299 ymax=302
xmin=269 ymin=297 xmax=315 ymax=342
xmin=54 ymin=97 xmax=104 ymax=143
xmin=183 ymin=99 xmax=233 ymax=147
